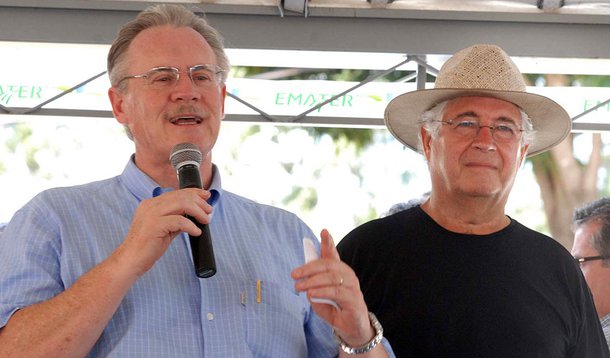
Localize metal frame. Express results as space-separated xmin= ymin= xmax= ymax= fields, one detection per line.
xmin=2 ymin=2 xmax=610 ymax=58
xmin=1 ymin=1 xmax=609 ymax=131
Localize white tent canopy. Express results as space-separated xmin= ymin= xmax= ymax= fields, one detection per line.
xmin=1 ymin=0 xmax=609 ymax=131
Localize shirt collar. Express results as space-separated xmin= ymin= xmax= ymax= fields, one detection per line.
xmin=600 ymin=313 xmax=610 ymax=327
xmin=121 ymin=155 xmax=160 ymax=201
xmin=120 ymin=154 xmax=223 ymax=206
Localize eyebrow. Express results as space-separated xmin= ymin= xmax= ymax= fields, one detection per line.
xmin=453 ymin=111 xmax=519 ymax=125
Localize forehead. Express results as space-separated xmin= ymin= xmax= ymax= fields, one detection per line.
xmin=577 ymin=219 xmax=603 ymax=237
xmin=126 ymin=25 xmax=216 ymax=71
xmin=574 ymin=220 xmax=602 ymax=249
xmin=444 ymin=96 xmax=521 ymax=121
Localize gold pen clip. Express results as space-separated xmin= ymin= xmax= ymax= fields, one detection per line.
xmin=240 ymin=291 xmax=247 ymax=306
xmin=256 ymin=280 xmax=262 ymax=304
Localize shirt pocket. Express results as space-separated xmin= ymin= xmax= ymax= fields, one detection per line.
xmin=242 ymin=279 xmax=310 ymax=357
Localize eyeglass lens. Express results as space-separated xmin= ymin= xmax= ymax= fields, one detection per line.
xmin=444 ymin=119 xmax=521 ymax=142
xmin=145 ymin=66 xmax=222 ymax=89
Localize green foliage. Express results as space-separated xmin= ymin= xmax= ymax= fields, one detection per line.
xmin=308 ymin=127 xmax=375 ymax=153
xmin=2 ymin=122 xmax=62 ymax=176
xmin=232 ymin=66 xmax=420 ymax=83
xmin=528 ymin=150 xmax=557 ymax=174
xmin=272 ymin=126 xmax=382 ymax=154
xmin=5 ymin=123 xmax=32 ymax=152
xmin=3 ymin=122 xmax=41 ymax=175
xmin=572 ymin=75 xmax=610 ymax=87
xmin=354 ymin=195 xmax=379 ymax=225
xmin=281 ymin=162 xmax=294 ymax=174
xmin=282 ymin=186 xmax=318 ymax=211
xmin=242 ymin=125 xmax=261 ymax=139
xmin=526 ymin=74 xmax=610 ymax=87
xmin=25 ymin=146 xmax=40 ymax=173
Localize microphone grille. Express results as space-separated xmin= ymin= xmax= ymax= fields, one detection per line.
xmin=170 ymin=143 xmax=202 ymax=170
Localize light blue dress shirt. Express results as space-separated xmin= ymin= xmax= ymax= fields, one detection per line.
xmin=0 ymin=157 xmax=393 ymax=357
xmin=601 ymin=314 xmax=610 ymax=351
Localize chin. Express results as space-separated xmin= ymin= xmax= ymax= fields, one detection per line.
xmin=461 ymin=184 xmax=500 ymax=197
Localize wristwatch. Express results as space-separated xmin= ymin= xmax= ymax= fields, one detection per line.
xmin=334 ymin=312 xmax=384 ymax=355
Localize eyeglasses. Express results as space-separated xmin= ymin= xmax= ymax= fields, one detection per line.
xmin=435 ymin=118 xmax=524 ymax=142
xmin=118 ymin=64 xmax=226 ymax=90
xmin=574 ymin=255 xmax=610 ymax=266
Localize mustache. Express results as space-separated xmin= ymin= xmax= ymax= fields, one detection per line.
xmin=164 ymin=105 xmax=206 ymax=120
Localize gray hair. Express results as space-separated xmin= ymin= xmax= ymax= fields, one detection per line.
xmin=417 ymin=98 xmax=536 ymax=154
xmin=107 ymin=4 xmax=230 ymax=89
xmin=573 ymin=197 xmax=610 ymax=266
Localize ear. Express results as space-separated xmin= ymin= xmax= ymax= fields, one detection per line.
xmin=420 ymin=126 xmax=433 ymax=161
xmin=108 ymin=87 xmax=128 ymax=125
xmin=219 ymin=84 xmax=227 ymax=120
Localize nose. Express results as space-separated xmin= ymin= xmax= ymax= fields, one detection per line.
xmin=170 ymin=74 xmax=201 ymax=102
xmin=472 ymin=125 xmax=496 ymax=152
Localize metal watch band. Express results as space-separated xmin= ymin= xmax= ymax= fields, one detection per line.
xmin=334 ymin=312 xmax=384 ymax=355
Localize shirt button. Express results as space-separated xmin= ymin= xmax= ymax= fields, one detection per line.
xmin=207 ymin=313 xmax=215 ymax=321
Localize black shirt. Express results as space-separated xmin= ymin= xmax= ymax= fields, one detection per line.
xmin=338 ymin=206 xmax=609 ymax=358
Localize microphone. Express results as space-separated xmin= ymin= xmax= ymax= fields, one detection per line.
xmin=169 ymin=143 xmax=216 ymax=278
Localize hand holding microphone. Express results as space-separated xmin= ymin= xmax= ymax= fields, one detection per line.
xmin=170 ymin=143 xmax=217 ymax=278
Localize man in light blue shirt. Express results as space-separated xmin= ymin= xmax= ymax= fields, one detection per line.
xmin=0 ymin=4 xmax=392 ymax=357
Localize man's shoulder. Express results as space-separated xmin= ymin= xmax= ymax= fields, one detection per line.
xmin=19 ymin=176 xmax=123 ymax=216
xmin=219 ymin=190 xmax=304 ymax=222
xmin=507 ymin=218 xmax=569 ymax=252
xmin=338 ymin=207 xmax=422 ymax=254
xmin=347 ymin=206 xmax=422 ymax=235
xmin=220 ymin=190 xmax=285 ymax=211
xmin=38 ymin=176 xmax=121 ymax=200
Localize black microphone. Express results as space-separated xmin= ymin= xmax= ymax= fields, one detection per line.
xmin=169 ymin=143 xmax=216 ymax=278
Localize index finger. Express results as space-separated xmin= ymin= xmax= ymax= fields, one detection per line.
xmin=320 ymin=229 xmax=340 ymax=261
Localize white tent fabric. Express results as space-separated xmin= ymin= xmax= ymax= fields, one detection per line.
xmin=1 ymin=0 xmax=609 ymax=131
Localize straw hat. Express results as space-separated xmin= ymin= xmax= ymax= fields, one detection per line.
xmin=384 ymin=44 xmax=571 ymax=157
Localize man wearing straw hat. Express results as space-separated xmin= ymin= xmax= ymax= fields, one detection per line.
xmin=337 ymin=44 xmax=609 ymax=357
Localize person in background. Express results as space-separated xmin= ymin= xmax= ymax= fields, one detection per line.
xmin=381 ymin=192 xmax=430 ymax=217
xmin=337 ymin=43 xmax=609 ymax=357
xmin=572 ymin=197 xmax=610 ymax=349
xmin=0 ymin=5 xmax=393 ymax=357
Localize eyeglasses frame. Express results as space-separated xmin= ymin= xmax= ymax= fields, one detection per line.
xmin=117 ymin=64 xmax=226 ymax=88
xmin=434 ymin=119 xmax=525 ymax=142
xmin=574 ymin=255 xmax=610 ymax=265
